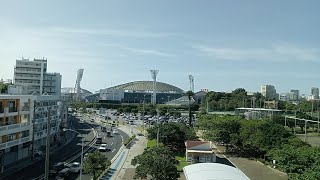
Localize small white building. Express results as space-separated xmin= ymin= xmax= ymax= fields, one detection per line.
xmin=185 ymin=140 xmax=216 ymax=164
xmin=183 ymin=163 xmax=249 ymax=180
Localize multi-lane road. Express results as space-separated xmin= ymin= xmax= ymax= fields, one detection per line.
xmin=78 ymin=115 xmax=129 ymax=180
xmin=0 ymin=114 xmax=129 ymax=180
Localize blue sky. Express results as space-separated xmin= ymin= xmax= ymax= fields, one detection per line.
xmin=0 ymin=1 xmax=320 ymax=95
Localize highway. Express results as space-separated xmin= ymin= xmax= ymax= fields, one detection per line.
xmin=76 ymin=114 xmax=129 ymax=180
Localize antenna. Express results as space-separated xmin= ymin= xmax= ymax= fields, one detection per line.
xmin=189 ymin=75 xmax=194 ymax=92
xmin=150 ymin=70 xmax=159 ymax=104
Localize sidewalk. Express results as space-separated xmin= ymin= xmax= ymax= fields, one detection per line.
xmin=101 ymin=125 xmax=147 ymax=180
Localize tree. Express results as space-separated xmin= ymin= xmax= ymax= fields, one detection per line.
xmin=131 ymin=146 xmax=180 ymax=180
xmin=198 ymin=115 xmax=241 ymax=145
xmin=147 ymin=122 xmax=197 ymax=150
xmin=186 ymin=90 xmax=194 ymax=127
xmin=83 ymin=152 xmax=111 ymax=180
xmin=0 ymin=82 xmax=8 ymax=93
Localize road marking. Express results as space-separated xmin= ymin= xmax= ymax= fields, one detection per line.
xmin=112 ymin=149 xmax=116 ymax=152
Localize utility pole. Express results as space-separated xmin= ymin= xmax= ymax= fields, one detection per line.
xmin=156 ymin=110 xmax=160 ymax=147
xmin=31 ymin=100 xmax=36 ymax=160
xmin=304 ymin=119 xmax=307 ymax=142
xmin=45 ymin=108 xmax=51 ymax=180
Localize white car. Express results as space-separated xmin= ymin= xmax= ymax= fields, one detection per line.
xmin=112 ymin=129 xmax=119 ymax=134
xmin=68 ymin=162 xmax=81 ymax=173
xmin=98 ymin=144 xmax=109 ymax=152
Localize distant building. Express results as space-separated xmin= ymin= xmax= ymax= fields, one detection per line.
xmin=193 ymin=90 xmax=208 ymax=104
xmin=13 ymin=58 xmax=61 ymax=97
xmin=279 ymin=93 xmax=289 ymax=101
xmin=290 ymin=90 xmax=299 ymax=101
xmin=99 ymin=81 xmax=183 ymax=104
xmin=311 ymin=87 xmax=319 ymax=100
xmin=261 ymin=85 xmax=278 ymax=100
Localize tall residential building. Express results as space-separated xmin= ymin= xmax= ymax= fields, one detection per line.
xmin=311 ymin=87 xmax=319 ymax=99
xmin=290 ymin=90 xmax=299 ymax=101
xmin=0 ymin=95 xmax=35 ymax=167
xmin=13 ymin=58 xmax=61 ymax=97
xmin=261 ymin=85 xmax=277 ymax=100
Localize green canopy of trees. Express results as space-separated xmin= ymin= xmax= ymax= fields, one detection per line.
xmin=131 ymin=146 xmax=180 ymax=180
xmin=83 ymin=152 xmax=111 ymax=180
xmin=197 ymin=114 xmax=320 ymax=179
xmin=203 ymin=88 xmax=265 ymax=111
xmin=147 ymin=122 xmax=197 ymax=150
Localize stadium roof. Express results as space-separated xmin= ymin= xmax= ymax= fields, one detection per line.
xmin=109 ymin=81 xmax=184 ymax=94
xmin=183 ymin=163 xmax=249 ymax=180
xmin=61 ymin=87 xmax=93 ymax=95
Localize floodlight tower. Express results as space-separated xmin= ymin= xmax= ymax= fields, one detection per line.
xmin=75 ymin=69 xmax=84 ymax=101
xmin=150 ymin=70 xmax=159 ymax=104
xmin=189 ymin=75 xmax=194 ymax=92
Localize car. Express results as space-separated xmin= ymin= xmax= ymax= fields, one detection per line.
xmin=68 ymin=162 xmax=81 ymax=173
xmin=49 ymin=162 xmax=66 ymax=176
xmin=55 ymin=168 xmax=70 ymax=180
xmin=112 ymin=129 xmax=119 ymax=134
xmin=90 ymin=119 xmax=94 ymax=122
xmin=106 ymin=131 xmax=112 ymax=137
xmin=32 ymin=150 xmax=43 ymax=157
xmin=96 ymin=137 xmax=103 ymax=144
xmin=98 ymin=144 xmax=108 ymax=152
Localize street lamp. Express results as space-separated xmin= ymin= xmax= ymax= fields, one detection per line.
xmin=63 ymin=128 xmax=84 ymax=180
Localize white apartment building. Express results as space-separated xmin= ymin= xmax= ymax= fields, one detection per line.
xmin=33 ymin=95 xmax=61 ymax=151
xmin=0 ymin=95 xmax=35 ymax=168
xmin=261 ymin=85 xmax=278 ymax=100
xmin=14 ymin=58 xmax=61 ymax=97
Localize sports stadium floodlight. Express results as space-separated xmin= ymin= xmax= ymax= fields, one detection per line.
xmin=150 ymin=70 xmax=159 ymax=104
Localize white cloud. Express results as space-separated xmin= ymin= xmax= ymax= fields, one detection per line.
xmin=102 ymin=43 xmax=174 ymax=57
xmin=50 ymin=26 xmax=175 ymax=38
xmin=193 ymin=43 xmax=320 ymax=62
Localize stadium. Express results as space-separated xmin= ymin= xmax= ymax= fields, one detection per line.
xmin=99 ymin=81 xmax=184 ymax=104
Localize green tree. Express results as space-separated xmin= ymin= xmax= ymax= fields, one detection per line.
xmin=198 ymin=115 xmax=241 ymax=145
xmin=186 ymin=90 xmax=194 ymax=126
xmin=131 ymin=146 xmax=180 ymax=180
xmin=0 ymin=82 xmax=8 ymax=93
xmin=147 ymin=122 xmax=197 ymax=150
xmin=83 ymin=152 xmax=111 ymax=180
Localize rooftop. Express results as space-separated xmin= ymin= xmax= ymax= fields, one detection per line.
xmin=183 ymin=163 xmax=249 ymax=180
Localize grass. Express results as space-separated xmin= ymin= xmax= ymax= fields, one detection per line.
xmin=147 ymin=139 xmax=158 ymax=148
xmin=175 ymin=155 xmax=187 ymax=171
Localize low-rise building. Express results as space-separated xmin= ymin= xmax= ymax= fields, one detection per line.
xmin=185 ymin=140 xmax=216 ymax=164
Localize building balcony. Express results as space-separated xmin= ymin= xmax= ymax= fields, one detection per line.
xmin=14 ymin=75 xmax=41 ymax=80
xmin=0 ymin=122 xmax=31 ymax=136
xmin=0 ymin=136 xmax=31 ymax=150
xmin=15 ymin=64 xmax=42 ymax=68
xmin=15 ymin=69 xmax=42 ymax=75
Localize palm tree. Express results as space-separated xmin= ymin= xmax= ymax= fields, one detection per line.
xmin=186 ymin=90 xmax=194 ymax=127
